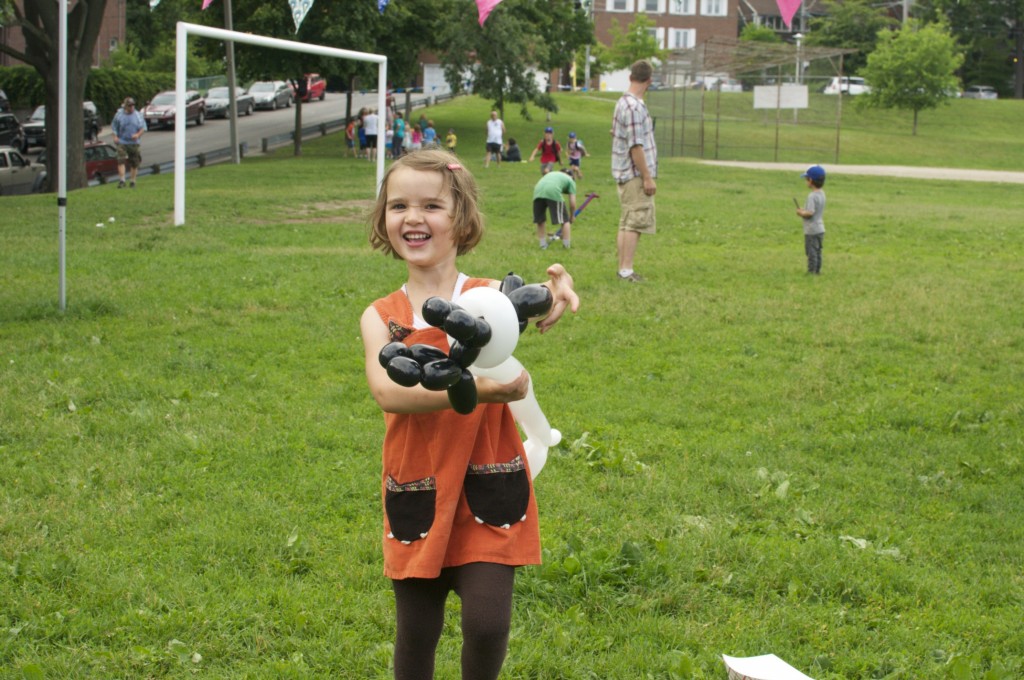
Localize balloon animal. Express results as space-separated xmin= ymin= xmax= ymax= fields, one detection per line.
xmin=378 ymin=273 xmax=562 ymax=479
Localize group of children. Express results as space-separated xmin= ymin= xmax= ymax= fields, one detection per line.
xmin=347 ymin=112 xmax=826 ymax=270
xmin=346 ymin=111 xmax=459 ymax=160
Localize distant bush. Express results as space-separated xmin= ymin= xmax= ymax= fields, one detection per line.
xmin=0 ymin=66 xmax=173 ymax=122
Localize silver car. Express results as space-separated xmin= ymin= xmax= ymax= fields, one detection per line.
xmin=205 ymin=86 xmax=256 ymax=118
xmin=0 ymin=145 xmax=46 ymax=195
xmin=249 ymin=81 xmax=292 ymax=110
xmin=962 ymin=85 xmax=998 ymax=100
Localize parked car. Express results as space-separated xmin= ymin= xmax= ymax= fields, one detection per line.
xmin=295 ymin=73 xmax=326 ymax=102
xmin=0 ymin=145 xmax=46 ymax=195
xmin=22 ymin=101 xmax=102 ymax=148
xmin=962 ymin=85 xmax=998 ymax=99
xmin=205 ymin=86 xmax=255 ymax=118
xmin=249 ymin=81 xmax=292 ymax=110
xmin=0 ymin=88 xmax=10 ymax=112
xmin=823 ymin=76 xmax=870 ymax=95
xmin=0 ymin=112 xmax=26 ymax=152
xmin=143 ymin=90 xmax=206 ymax=129
xmin=32 ymin=139 xmax=120 ymax=188
xmin=36 ymin=140 xmax=120 ymax=183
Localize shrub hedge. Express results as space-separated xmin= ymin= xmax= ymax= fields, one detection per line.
xmin=0 ymin=66 xmax=173 ymax=122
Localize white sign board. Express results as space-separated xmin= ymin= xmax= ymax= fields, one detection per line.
xmin=753 ymin=84 xmax=808 ymax=110
xmin=723 ymin=654 xmax=815 ymax=680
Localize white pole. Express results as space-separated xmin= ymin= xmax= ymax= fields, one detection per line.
xmin=58 ymin=0 xmax=68 ymax=311
xmin=174 ymin=22 xmax=188 ymax=226
xmin=377 ymin=61 xmax=387 ymax=193
xmin=173 ymin=22 xmax=386 ymax=226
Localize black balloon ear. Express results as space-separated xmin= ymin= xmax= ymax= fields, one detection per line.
xmin=464 ymin=318 xmax=492 ymax=349
xmin=449 ymin=340 xmax=482 ymax=368
xmin=447 ymin=370 xmax=478 ymax=414
xmin=409 ymin=343 xmax=449 ymax=364
xmin=443 ymin=309 xmax=479 ymax=344
xmin=379 ymin=342 xmax=411 ymax=369
xmin=422 ymin=297 xmax=452 ymax=328
xmin=500 ymin=272 xmax=524 ymax=295
xmin=506 ymin=284 xmax=553 ymax=330
xmin=386 ymin=356 xmax=423 ymax=387
xmin=421 ymin=359 xmax=463 ymax=391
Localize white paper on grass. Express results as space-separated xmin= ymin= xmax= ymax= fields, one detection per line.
xmin=722 ymin=654 xmax=815 ymax=680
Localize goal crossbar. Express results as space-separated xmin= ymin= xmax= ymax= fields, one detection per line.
xmin=174 ymin=22 xmax=387 ymax=225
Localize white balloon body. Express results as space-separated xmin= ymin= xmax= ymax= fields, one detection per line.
xmin=453 ymin=287 xmax=562 ymax=480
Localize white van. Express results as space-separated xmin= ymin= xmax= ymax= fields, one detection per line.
xmin=823 ymin=77 xmax=870 ymax=95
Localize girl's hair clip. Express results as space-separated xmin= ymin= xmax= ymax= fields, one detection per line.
xmin=447 ymin=163 xmax=463 ymax=171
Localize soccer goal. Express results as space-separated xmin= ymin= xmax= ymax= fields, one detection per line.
xmin=174 ymin=22 xmax=387 ymax=226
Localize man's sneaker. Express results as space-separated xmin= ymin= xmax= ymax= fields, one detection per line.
xmin=117 ymin=180 xmax=125 ymax=189
xmin=617 ymin=271 xmax=643 ymax=282
xmin=129 ymin=181 xmax=136 ymax=189
xmin=540 ymin=242 xmax=548 ymax=250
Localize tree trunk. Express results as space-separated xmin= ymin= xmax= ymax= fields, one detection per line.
xmin=5 ymin=0 xmax=108 ymax=192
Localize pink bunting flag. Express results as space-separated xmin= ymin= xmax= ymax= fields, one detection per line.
xmin=776 ymin=0 xmax=801 ymax=29
xmin=201 ymin=0 xmax=214 ymax=9
xmin=476 ymin=0 xmax=503 ymax=26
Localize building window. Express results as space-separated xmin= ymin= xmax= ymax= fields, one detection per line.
xmin=641 ymin=0 xmax=662 ymax=12
xmin=700 ymin=0 xmax=726 ymax=16
xmin=607 ymin=0 xmax=632 ymax=11
xmin=669 ymin=0 xmax=695 ymax=14
xmin=670 ymin=28 xmax=696 ymax=49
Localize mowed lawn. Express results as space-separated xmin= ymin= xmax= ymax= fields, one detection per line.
xmin=1 ymin=94 xmax=1022 ymax=678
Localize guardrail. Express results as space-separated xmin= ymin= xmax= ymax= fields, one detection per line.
xmin=120 ymin=91 xmax=460 ymax=181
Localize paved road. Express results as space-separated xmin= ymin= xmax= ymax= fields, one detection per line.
xmin=700 ymin=160 xmax=1024 ymax=185
xmin=105 ymin=91 xmax=386 ymax=167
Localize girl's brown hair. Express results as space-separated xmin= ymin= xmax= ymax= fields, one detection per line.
xmin=369 ymin=149 xmax=484 ymax=259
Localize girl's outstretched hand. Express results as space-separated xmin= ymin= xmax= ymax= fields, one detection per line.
xmin=538 ymin=264 xmax=580 ymax=333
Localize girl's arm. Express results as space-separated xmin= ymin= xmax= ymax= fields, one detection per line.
xmin=361 ymin=306 xmax=530 ymax=413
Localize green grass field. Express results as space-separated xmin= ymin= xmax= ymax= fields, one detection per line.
xmin=1 ymin=94 xmax=1022 ymax=678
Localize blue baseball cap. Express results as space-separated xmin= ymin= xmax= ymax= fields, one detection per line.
xmin=544 ymin=126 xmax=553 ymax=133
xmin=802 ymin=165 xmax=826 ymax=181
xmin=568 ymin=131 xmax=576 ymax=138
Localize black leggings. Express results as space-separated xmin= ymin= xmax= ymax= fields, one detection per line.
xmin=392 ymin=562 xmax=515 ymax=680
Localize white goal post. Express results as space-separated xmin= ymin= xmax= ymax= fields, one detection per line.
xmin=174 ymin=22 xmax=387 ymax=226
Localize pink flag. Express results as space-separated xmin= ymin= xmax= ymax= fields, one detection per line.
xmin=476 ymin=0 xmax=503 ymax=26
xmin=201 ymin=0 xmax=214 ymax=8
xmin=776 ymin=0 xmax=801 ymax=29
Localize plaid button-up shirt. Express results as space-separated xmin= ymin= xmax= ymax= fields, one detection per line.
xmin=611 ymin=92 xmax=657 ymax=184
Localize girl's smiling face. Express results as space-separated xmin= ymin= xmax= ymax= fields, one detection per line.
xmin=385 ymin=167 xmax=457 ymax=266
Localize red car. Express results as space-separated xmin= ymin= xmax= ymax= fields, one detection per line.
xmin=295 ymin=74 xmax=326 ymax=103
xmin=34 ymin=140 xmax=120 ymax=185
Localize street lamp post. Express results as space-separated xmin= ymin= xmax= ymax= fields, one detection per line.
xmin=793 ymin=33 xmax=803 ymax=123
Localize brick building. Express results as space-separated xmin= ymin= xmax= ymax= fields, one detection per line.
xmin=0 ymin=0 xmax=127 ymax=68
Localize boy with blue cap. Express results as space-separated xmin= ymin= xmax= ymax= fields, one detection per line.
xmin=795 ymin=165 xmax=826 ymax=274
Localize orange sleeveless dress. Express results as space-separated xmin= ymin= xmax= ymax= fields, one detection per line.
xmin=370 ymin=278 xmax=541 ymax=580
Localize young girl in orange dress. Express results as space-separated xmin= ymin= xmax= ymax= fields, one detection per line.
xmin=360 ymin=149 xmax=579 ymax=679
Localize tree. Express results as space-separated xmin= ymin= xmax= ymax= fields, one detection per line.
xmin=0 ymin=0 xmax=108 ymax=192
xmin=805 ymin=0 xmax=897 ymax=75
xmin=859 ymin=20 xmax=963 ymax=135
xmin=604 ymin=13 xmax=668 ymax=71
xmin=740 ymin=23 xmax=782 ymax=43
xmin=438 ymin=0 xmax=591 ymax=119
xmin=915 ymin=0 xmax=1024 ymax=98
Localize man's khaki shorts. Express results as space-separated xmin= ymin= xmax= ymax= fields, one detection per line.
xmin=117 ymin=143 xmax=142 ymax=170
xmin=617 ymin=177 xmax=656 ymax=234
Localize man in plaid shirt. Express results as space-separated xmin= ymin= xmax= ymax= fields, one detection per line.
xmin=611 ymin=59 xmax=658 ymax=283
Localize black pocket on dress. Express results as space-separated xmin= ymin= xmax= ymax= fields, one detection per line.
xmin=385 ymin=475 xmax=436 ymax=544
xmin=464 ymin=456 xmax=530 ymax=529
